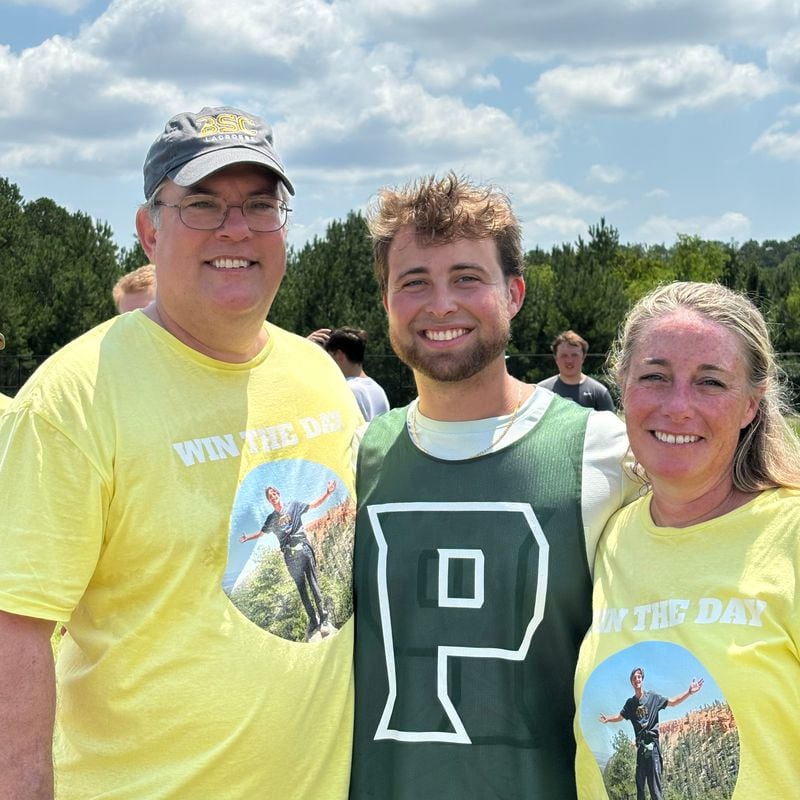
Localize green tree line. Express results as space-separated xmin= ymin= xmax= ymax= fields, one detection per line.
xmin=2 ymin=177 xmax=800 ymax=405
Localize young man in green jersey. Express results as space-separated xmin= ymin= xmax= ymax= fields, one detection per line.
xmin=350 ymin=172 xmax=634 ymax=799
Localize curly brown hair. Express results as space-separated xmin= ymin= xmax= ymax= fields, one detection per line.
xmin=368 ymin=172 xmax=523 ymax=293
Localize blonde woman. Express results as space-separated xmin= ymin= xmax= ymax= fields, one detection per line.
xmin=574 ymin=282 xmax=800 ymax=799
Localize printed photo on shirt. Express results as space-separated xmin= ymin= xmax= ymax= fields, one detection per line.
xmin=579 ymin=642 xmax=738 ymax=800
xmin=223 ymin=458 xmax=355 ymax=643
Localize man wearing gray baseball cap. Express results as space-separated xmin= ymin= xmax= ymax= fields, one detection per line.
xmin=0 ymin=106 xmax=361 ymax=799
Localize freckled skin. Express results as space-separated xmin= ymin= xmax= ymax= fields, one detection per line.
xmin=622 ymin=309 xmax=760 ymax=513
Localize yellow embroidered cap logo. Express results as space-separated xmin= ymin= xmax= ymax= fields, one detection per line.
xmin=198 ymin=113 xmax=257 ymax=139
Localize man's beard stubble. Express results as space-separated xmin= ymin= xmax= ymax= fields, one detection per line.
xmin=388 ymin=325 xmax=511 ymax=384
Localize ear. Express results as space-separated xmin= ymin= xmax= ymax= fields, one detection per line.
xmin=507 ymin=276 xmax=525 ymax=319
xmin=740 ymin=389 xmax=763 ymax=430
xmin=136 ymin=207 xmax=158 ymax=262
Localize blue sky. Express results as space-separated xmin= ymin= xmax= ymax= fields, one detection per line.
xmin=2 ymin=0 xmax=799 ymax=253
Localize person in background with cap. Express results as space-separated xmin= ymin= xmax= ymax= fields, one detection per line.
xmin=0 ymin=106 xmax=362 ymax=799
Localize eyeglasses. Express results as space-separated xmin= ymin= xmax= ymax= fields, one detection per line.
xmin=153 ymin=194 xmax=292 ymax=232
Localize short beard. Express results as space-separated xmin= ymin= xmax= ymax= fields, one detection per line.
xmin=389 ymin=326 xmax=510 ymax=383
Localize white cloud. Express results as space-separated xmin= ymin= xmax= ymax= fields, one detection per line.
xmin=0 ymin=24 xmax=196 ymax=178
xmin=274 ymin=71 xmax=555 ymax=194
xmin=0 ymin=0 xmax=796 ymax=248
xmin=532 ymin=46 xmax=777 ymax=118
xmin=471 ymin=73 xmax=501 ymax=90
xmin=767 ymin=31 xmax=800 ymax=86
xmin=588 ymin=164 xmax=625 ymax=184
xmin=752 ymin=120 xmax=800 ymax=160
xmin=525 ymin=214 xmax=590 ymax=248
xmin=514 ymin=181 xmax=626 ymax=220
xmin=346 ymin=0 xmax=800 ymax=60
xmin=507 ymin=182 xmax=630 ymax=250
xmin=0 ymin=0 xmax=546 ymax=195
xmin=413 ymin=58 xmax=500 ymax=92
xmin=637 ymin=212 xmax=751 ymax=244
xmin=645 ymin=188 xmax=669 ymax=199
xmin=82 ymin=0 xmax=354 ymax=84
xmin=0 ymin=1 xmax=788 ymax=186
xmin=0 ymin=35 xmax=133 ymax=124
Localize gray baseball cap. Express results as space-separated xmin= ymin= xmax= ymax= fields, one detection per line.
xmin=142 ymin=106 xmax=295 ymax=199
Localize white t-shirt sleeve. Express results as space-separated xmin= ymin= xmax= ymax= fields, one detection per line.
xmin=581 ymin=410 xmax=639 ymax=574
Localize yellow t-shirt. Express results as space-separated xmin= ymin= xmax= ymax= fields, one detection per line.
xmin=574 ymin=488 xmax=800 ymax=799
xmin=0 ymin=313 xmax=362 ymax=799
xmin=0 ymin=392 xmax=10 ymax=412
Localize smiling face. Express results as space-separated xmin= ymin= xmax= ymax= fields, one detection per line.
xmin=384 ymin=227 xmax=524 ymax=385
xmin=630 ymin=669 xmax=644 ymax=690
xmin=622 ymin=309 xmax=760 ymax=496
xmin=266 ymin=487 xmax=281 ymax=509
xmin=136 ymin=163 xmax=287 ymax=358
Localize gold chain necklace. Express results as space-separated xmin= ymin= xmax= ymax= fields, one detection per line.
xmin=408 ymin=382 xmax=525 ymax=459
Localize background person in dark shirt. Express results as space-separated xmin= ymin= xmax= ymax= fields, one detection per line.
xmin=538 ymin=329 xmax=615 ymax=411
